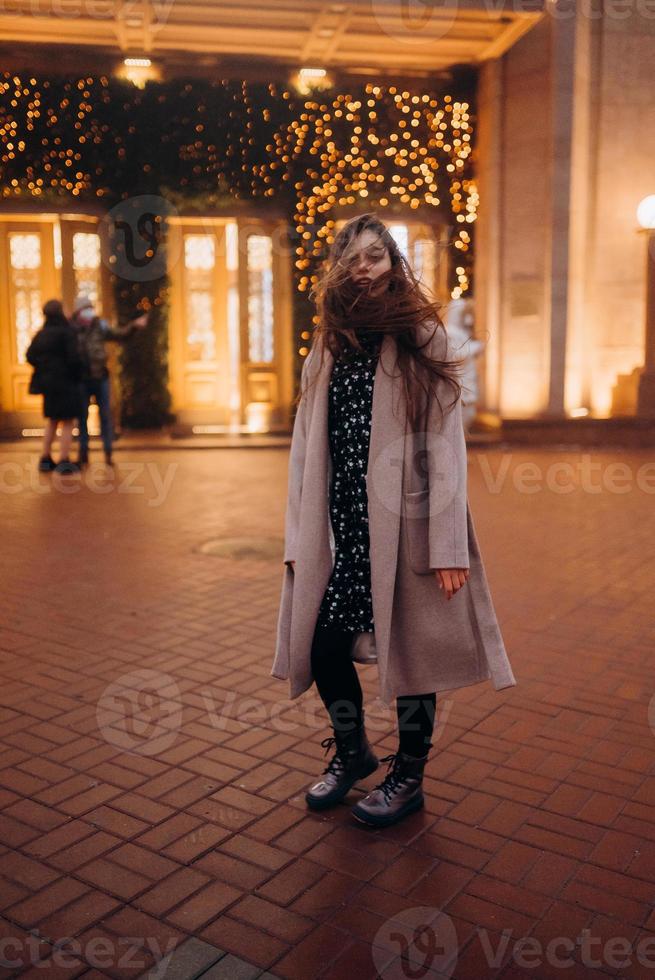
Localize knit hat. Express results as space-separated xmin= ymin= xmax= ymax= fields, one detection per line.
xmin=73 ymin=294 xmax=94 ymax=315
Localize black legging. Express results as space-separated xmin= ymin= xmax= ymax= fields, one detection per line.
xmin=310 ymin=622 xmax=436 ymax=758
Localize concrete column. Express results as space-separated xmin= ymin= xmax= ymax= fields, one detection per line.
xmin=562 ymin=1 xmax=601 ymax=415
xmin=484 ymin=14 xmax=553 ymax=419
xmin=637 ymin=232 xmax=655 ymax=417
xmin=544 ymin=5 xmax=579 ymax=417
xmin=475 ymin=59 xmax=504 ymax=416
xmin=476 ymin=5 xmax=599 ymax=420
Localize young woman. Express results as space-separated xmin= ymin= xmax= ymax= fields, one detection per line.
xmin=26 ymin=299 xmax=83 ymax=474
xmin=272 ymin=213 xmax=517 ymax=828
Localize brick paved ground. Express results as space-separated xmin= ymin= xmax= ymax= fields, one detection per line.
xmin=0 ymin=444 xmax=654 ymax=980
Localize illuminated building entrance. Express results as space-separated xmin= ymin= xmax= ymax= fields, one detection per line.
xmin=0 ymin=211 xmax=294 ymax=436
xmin=167 ymin=216 xmax=294 ymax=434
xmin=0 ymin=213 xmax=108 ymax=433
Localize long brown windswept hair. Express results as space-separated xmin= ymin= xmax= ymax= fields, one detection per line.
xmin=296 ymin=212 xmax=466 ymax=433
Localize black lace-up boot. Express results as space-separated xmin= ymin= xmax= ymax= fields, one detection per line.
xmin=350 ymin=744 xmax=432 ymax=827
xmin=305 ymin=718 xmax=379 ymax=811
xmin=38 ymin=455 xmax=56 ymax=473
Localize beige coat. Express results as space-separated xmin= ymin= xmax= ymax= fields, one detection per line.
xmin=271 ymin=324 xmax=517 ymax=705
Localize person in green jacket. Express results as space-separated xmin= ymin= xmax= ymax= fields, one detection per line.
xmin=71 ymin=294 xmax=148 ymax=466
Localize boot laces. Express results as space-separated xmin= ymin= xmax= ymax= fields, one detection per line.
xmin=320 ymin=736 xmax=348 ymax=776
xmin=375 ymin=753 xmax=411 ymax=802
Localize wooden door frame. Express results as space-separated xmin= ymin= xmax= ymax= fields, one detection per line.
xmin=0 ymin=217 xmax=58 ymax=421
xmin=238 ymin=218 xmax=294 ymax=431
xmin=167 ymin=217 xmax=231 ymax=424
xmin=0 ymin=211 xmax=112 ymax=434
xmin=59 ymin=214 xmax=111 ymax=317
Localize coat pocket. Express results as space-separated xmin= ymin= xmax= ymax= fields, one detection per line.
xmin=402 ymin=489 xmax=431 ymax=575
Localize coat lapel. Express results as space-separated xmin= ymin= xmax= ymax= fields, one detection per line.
xmin=290 ymin=344 xmax=334 ymax=661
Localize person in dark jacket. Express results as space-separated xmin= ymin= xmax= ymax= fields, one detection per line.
xmin=26 ymin=299 xmax=83 ymax=474
xmin=71 ymin=294 xmax=148 ymax=467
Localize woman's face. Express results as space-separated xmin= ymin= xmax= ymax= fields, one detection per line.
xmin=342 ymin=228 xmax=392 ymax=292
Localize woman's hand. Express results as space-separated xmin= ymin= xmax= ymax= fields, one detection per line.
xmin=434 ymin=568 xmax=469 ymax=600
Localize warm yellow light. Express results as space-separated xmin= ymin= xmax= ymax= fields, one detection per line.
xmin=294 ymin=67 xmax=332 ymax=96
xmin=637 ymin=195 xmax=655 ymax=230
xmin=116 ymin=57 xmax=159 ymax=88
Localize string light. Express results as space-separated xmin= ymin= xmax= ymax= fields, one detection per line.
xmin=0 ymin=72 xmax=476 ymax=310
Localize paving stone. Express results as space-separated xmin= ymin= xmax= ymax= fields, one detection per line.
xmin=139 ymin=937 xmax=225 ymax=979
xmin=197 ymin=953 xmax=260 ymax=979
xmin=1 ymin=446 xmax=654 ymax=980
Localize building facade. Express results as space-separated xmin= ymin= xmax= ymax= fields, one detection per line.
xmin=476 ymin=0 xmax=655 ymax=421
xmin=1 ymin=0 xmax=654 ymax=435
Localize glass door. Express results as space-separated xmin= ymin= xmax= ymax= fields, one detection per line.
xmin=0 ymin=220 xmax=58 ymax=416
xmin=168 ymin=221 xmax=234 ymax=426
xmin=167 ymin=216 xmax=294 ymax=433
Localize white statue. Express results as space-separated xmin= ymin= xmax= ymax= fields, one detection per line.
xmin=443 ymin=297 xmax=485 ymax=432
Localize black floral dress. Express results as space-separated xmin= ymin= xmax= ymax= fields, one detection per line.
xmin=315 ymin=330 xmax=383 ymax=633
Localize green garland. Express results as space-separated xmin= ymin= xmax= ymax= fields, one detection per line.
xmin=0 ymin=71 xmax=477 ymax=427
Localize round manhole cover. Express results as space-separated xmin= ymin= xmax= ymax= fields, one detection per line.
xmin=196 ymin=536 xmax=284 ymax=560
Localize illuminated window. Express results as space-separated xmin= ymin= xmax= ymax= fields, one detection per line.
xmin=184 ymin=235 xmax=216 ymax=362
xmin=9 ymin=233 xmax=42 ymax=364
xmin=414 ymin=238 xmax=437 ymax=294
xmin=73 ymin=232 xmax=102 ymax=309
xmin=388 ymin=224 xmax=409 ymax=260
xmin=53 ymin=223 xmax=62 ymax=269
xmin=247 ymin=235 xmax=274 ymax=363
xmin=226 ymin=222 xmax=241 ymax=421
